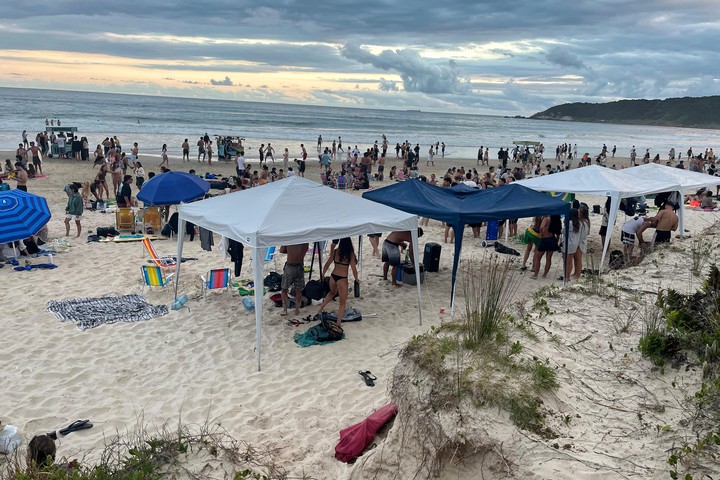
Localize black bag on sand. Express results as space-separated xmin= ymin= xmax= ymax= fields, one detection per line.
xmin=304 ymin=279 xmax=326 ymax=301
xmin=264 ymin=271 xmax=282 ymax=292
xmin=96 ymin=226 xmax=120 ymax=237
xmin=609 ymin=250 xmax=625 ymax=270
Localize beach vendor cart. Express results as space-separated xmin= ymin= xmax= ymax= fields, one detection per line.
xmin=216 ymin=136 xmax=245 ymax=161
xmin=46 ymin=126 xmax=78 ymax=158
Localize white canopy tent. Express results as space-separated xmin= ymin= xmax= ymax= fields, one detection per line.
xmin=625 ymin=164 xmax=720 ymax=235
xmin=174 ymin=176 xmax=422 ymax=371
xmin=516 ymin=165 xmax=683 ymax=269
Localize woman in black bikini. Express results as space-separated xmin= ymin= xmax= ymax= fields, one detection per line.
xmin=317 ymin=237 xmax=359 ymax=326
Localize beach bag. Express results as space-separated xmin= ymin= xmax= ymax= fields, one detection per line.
xmin=322 ymin=308 xmax=362 ymax=323
xmin=304 ymin=280 xmax=326 ymax=301
xmin=97 ymin=226 xmax=120 ymax=237
xmin=609 ymin=250 xmax=625 ymax=270
xmin=620 ymin=197 xmax=638 ymax=216
xmin=494 ymin=242 xmax=520 ymax=256
xmin=263 ymin=271 xmax=282 ymax=292
xmin=293 ymin=321 xmax=344 ymax=346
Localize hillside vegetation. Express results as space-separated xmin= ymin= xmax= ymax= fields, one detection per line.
xmin=531 ymin=96 xmax=720 ymax=129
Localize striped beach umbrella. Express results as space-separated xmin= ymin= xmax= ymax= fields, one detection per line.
xmin=0 ymin=189 xmax=52 ymax=244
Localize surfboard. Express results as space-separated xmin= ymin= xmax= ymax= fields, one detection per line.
xmin=99 ymin=235 xmax=166 ymax=243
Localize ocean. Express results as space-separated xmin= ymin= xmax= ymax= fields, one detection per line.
xmin=1 ymin=87 xmax=719 ymax=161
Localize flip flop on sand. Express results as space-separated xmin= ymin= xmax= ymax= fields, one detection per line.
xmin=358 ymin=370 xmax=377 ymax=387
xmin=48 ymin=419 xmax=93 ymax=439
xmin=286 ymin=319 xmax=303 ymax=327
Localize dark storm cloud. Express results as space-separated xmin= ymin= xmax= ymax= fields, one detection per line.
xmin=340 ymin=43 xmax=472 ymax=95
xmin=1 ymin=0 xmax=720 ymax=114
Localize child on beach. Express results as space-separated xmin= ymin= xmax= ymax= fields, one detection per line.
xmin=135 ymin=162 xmax=145 ymax=189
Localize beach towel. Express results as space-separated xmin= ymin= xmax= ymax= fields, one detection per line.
xmin=293 ymin=320 xmax=344 ymax=347
xmin=494 ymin=242 xmax=520 ymax=256
xmin=46 ymin=294 xmax=168 ymax=331
xmin=322 ymin=308 xmax=362 ymax=322
xmin=335 ymin=403 xmax=398 ymax=463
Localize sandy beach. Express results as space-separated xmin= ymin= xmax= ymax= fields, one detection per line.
xmin=1 ymin=150 xmax=719 ymax=479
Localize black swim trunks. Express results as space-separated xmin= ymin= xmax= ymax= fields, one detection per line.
xmin=381 ymin=240 xmax=401 ymax=266
xmin=538 ymin=236 xmax=558 ymax=252
xmin=655 ymin=230 xmax=671 ymax=243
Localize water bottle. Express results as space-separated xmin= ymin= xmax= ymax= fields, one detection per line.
xmin=47 ymin=254 xmax=54 ymax=265
xmin=242 ymin=297 xmax=255 ymax=311
xmin=354 ymin=280 xmax=360 ymax=298
xmin=177 ymin=294 xmax=188 ymax=306
xmin=396 ymin=266 xmax=403 ymax=283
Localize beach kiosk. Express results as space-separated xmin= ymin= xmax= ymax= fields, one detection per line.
xmin=45 ymin=125 xmax=78 ymax=158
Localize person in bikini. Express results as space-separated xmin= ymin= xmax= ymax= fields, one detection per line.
xmin=317 ymin=237 xmax=359 ymax=326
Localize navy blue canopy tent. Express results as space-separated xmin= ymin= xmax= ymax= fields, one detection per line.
xmin=363 ymin=181 xmax=571 ymax=313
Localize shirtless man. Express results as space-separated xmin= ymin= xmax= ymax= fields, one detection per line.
xmin=280 ymin=243 xmax=310 ymax=316
xmin=28 ymin=142 xmax=43 ymax=175
xmin=638 ymin=202 xmax=679 ymax=248
xmin=14 ymin=162 xmax=28 ymax=191
xmin=182 ymin=139 xmax=190 ymax=162
xmin=382 ymin=229 xmax=423 ymax=286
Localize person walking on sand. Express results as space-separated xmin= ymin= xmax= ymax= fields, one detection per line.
xmin=64 ymin=184 xmax=83 ymax=237
xmin=382 ymin=229 xmax=423 ymax=287
xmin=280 ymin=243 xmax=309 ymax=316
xmin=317 ymin=237 xmax=359 ymax=326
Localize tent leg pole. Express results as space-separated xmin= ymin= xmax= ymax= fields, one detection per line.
xmin=173 ymin=219 xmax=186 ymax=301
xmin=411 ymin=229 xmax=422 ymax=326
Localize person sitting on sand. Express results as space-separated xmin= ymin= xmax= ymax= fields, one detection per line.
xmin=27 ymin=434 xmax=56 ymax=469
xmin=700 ymin=191 xmax=717 ymax=209
xmin=280 ymin=243 xmax=310 ymax=316
xmin=382 ymin=229 xmax=423 ymax=287
xmin=317 ymin=237 xmax=359 ymax=326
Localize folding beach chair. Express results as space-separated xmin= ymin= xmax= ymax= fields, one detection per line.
xmin=142 ymin=237 xmax=177 ymax=269
xmin=336 ymin=175 xmax=347 ymax=190
xmin=141 ymin=265 xmax=174 ymax=298
xmin=116 ymin=207 xmax=135 ymax=231
xmin=142 ymin=206 xmax=162 ymax=232
xmin=200 ymin=268 xmax=231 ymax=298
xmin=320 ymin=172 xmax=329 ymax=187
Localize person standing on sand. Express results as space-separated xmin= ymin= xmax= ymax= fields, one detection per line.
xmin=14 ymin=162 xmax=28 ymax=191
xmin=64 ymin=184 xmax=83 ymax=238
xmin=282 ymin=148 xmax=289 ymax=171
xmin=258 ymin=144 xmax=265 ymax=164
xmin=197 ymin=137 xmax=205 ymax=162
xmin=206 ymin=141 xmax=213 ymax=165
xmin=29 ymin=142 xmax=43 ymax=176
xmin=378 ymin=153 xmax=386 ymax=181
xmin=317 ymin=135 xmax=322 ymax=152
xmin=22 ymin=130 xmax=28 ymax=148
xmin=182 ymin=139 xmax=190 ymax=162
xmin=317 ymin=237 xmax=359 ymax=326
xmin=280 ymin=243 xmax=309 ymax=316
xmin=265 ymin=143 xmax=275 ymax=163
xmin=427 ymin=146 xmax=434 ymax=166
xmin=531 ymin=215 xmax=561 ymax=279
xmin=382 ymin=229 xmax=423 ymax=287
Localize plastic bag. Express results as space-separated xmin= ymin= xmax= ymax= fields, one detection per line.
xmin=0 ymin=425 xmax=22 ymax=454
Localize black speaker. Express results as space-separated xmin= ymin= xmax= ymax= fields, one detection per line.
xmin=423 ymin=242 xmax=441 ymax=272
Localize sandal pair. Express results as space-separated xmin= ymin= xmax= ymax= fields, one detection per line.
xmin=358 ymin=370 xmax=377 ymax=387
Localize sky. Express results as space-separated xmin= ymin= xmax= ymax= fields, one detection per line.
xmin=0 ymin=0 xmax=718 ymax=116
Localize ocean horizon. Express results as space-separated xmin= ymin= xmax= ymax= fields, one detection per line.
xmin=1 ymin=86 xmax=719 ymax=161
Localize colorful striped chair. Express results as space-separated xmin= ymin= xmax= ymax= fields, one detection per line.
xmin=142 ymin=237 xmax=177 ymax=269
xmin=201 ymin=268 xmax=231 ymax=298
xmin=141 ymin=265 xmax=174 ymax=297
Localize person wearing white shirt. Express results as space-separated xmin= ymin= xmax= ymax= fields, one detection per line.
xmin=236 ymin=155 xmax=245 ymax=177
xmin=287 ymin=167 xmax=297 ymax=177
xmin=462 ymin=172 xmax=477 ymax=188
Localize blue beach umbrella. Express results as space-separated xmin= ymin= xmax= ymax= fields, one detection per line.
xmin=0 ymin=189 xmax=52 ymax=244
xmin=136 ymin=172 xmax=211 ymax=206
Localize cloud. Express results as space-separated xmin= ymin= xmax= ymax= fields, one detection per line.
xmin=210 ymin=76 xmax=233 ymax=86
xmin=340 ymin=43 xmax=472 ymax=95
xmin=378 ymin=78 xmax=399 ymax=92
xmin=545 ymin=46 xmax=586 ymax=69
